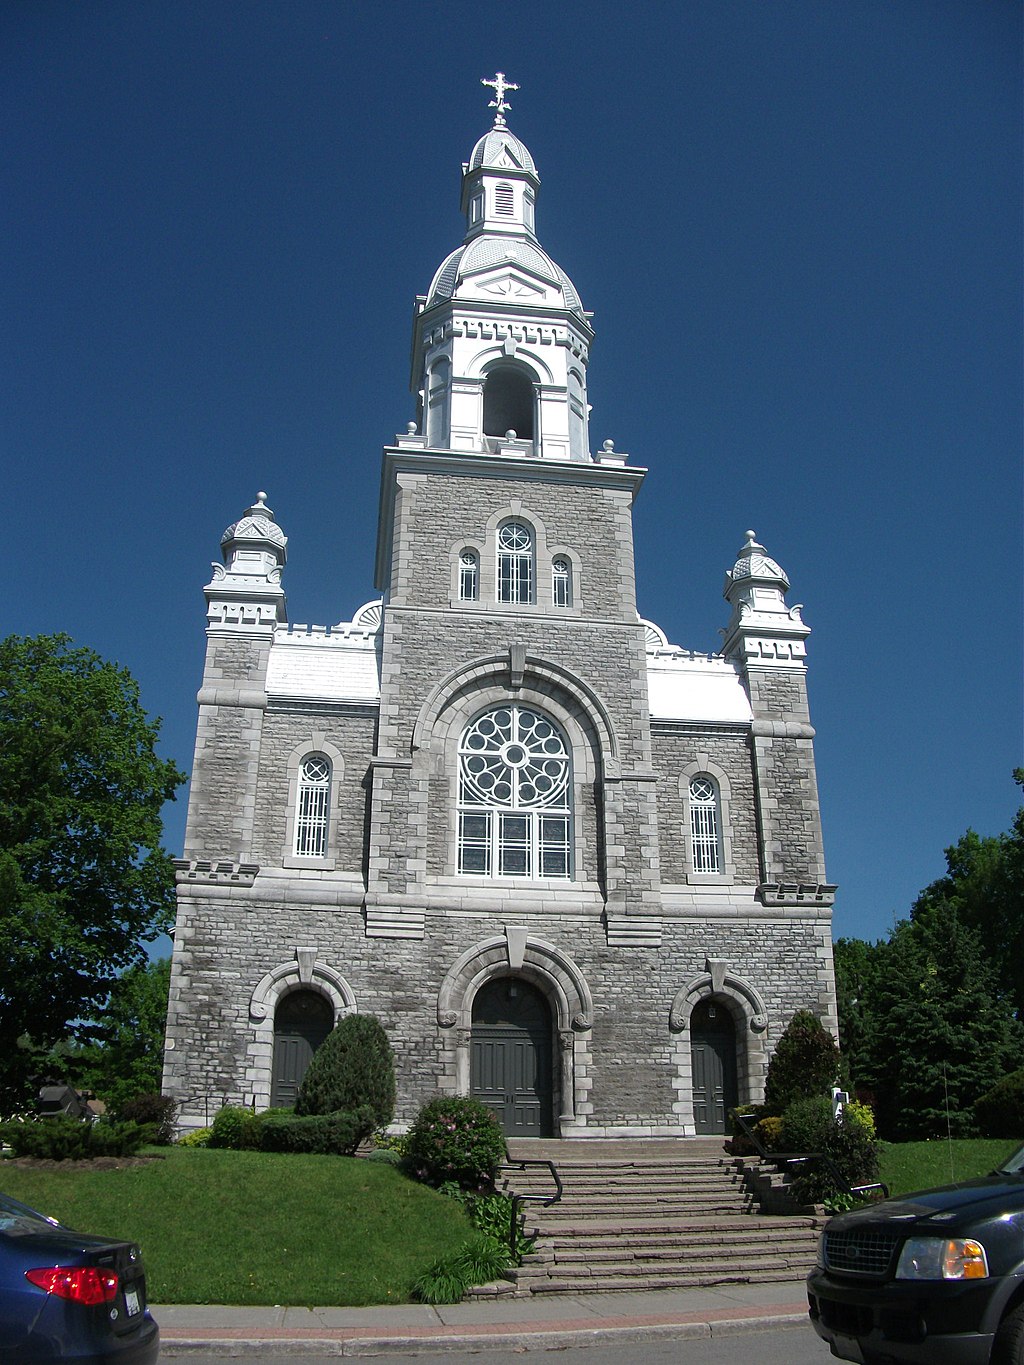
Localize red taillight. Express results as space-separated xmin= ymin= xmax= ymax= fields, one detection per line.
xmin=25 ymin=1266 xmax=119 ymax=1305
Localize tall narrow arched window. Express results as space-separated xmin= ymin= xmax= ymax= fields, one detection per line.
xmin=295 ymin=754 xmax=331 ymax=858
xmin=494 ymin=182 xmax=515 ymax=216
xmin=689 ymin=774 xmax=722 ymax=874
xmin=552 ymin=558 xmax=572 ymax=607
xmin=483 ymin=366 xmax=535 ymax=441
xmin=459 ymin=549 xmax=479 ymax=601
xmin=458 ymin=706 xmax=572 ymax=879
xmin=497 ymin=522 xmax=534 ymax=604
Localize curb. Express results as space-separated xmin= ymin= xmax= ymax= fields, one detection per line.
xmin=159 ymin=1308 xmax=809 ymax=1356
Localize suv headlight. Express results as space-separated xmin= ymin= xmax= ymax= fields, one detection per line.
xmin=895 ymin=1237 xmax=989 ymax=1280
xmin=814 ymin=1231 xmax=826 ymax=1268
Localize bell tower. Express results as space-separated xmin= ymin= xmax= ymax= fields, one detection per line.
xmin=411 ymin=76 xmax=593 ymax=463
xmin=368 ymin=77 xmax=661 ymax=945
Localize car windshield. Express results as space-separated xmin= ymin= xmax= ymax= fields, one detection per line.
xmin=0 ymin=1192 xmax=62 ymax=1233
xmin=995 ymin=1144 xmax=1024 ymax=1176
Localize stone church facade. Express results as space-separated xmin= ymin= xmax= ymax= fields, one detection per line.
xmin=163 ymin=90 xmax=838 ymax=1138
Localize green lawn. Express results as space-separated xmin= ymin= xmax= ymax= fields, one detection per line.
xmin=0 ymin=1147 xmax=472 ymax=1306
xmin=879 ymin=1138 xmax=1023 ymax=1197
xmin=6 ymin=1138 xmax=1022 ymax=1306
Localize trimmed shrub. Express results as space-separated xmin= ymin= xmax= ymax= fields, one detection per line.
xmin=405 ymin=1096 xmax=505 ymax=1191
xmin=764 ymin=1010 xmax=841 ymax=1116
xmin=258 ymin=1106 xmax=375 ymax=1155
xmin=754 ymin=1114 xmax=784 ymax=1152
xmin=295 ymin=1014 xmax=396 ymax=1128
xmin=0 ymin=1116 xmax=147 ymax=1160
xmin=975 ymin=1069 xmax=1024 ymax=1139
xmin=115 ymin=1093 xmax=177 ymax=1145
xmin=780 ymin=1094 xmax=879 ymax=1204
xmin=373 ymin=1129 xmax=409 ymax=1157
xmin=364 ymin=1146 xmax=403 ymax=1167
xmin=176 ymin=1126 xmax=212 ymax=1148
xmin=208 ymin=1105 xmax=262 ymax=1150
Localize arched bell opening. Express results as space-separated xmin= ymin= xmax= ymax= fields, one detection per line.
xmin=482 ymin=365 xmax=535 ymax=443
xmin=470 ymin=976 xmax=555 ymax=1137
xmin=270 ymin=988 xmax=334 ymax=1108
xmin=689 ymin=996 xmax=739 ymax=1135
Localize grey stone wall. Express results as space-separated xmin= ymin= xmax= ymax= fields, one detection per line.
xmin=164 ymin=885 xmax=835 ymax=1132
xmin=183 ymin=634 xmax=271 ymax=861
xmin=746 ymin=670 xmax=827 ymax=883
xmin=249 ymin=708 xmax=376 ymax=874
xmin=651 ymin=725 xmax=760 ymax=884
xmin=391 ymin=470 xmax=637 ymax=619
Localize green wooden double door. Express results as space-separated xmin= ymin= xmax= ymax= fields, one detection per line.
xmin=471 ymin=978 xmax=554 ymax=1138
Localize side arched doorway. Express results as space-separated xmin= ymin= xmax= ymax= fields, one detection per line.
xmin=271 ymin=989 xmax=333 ymax=1107
xmin=690 ymin=998 xmax=738 ymax=1134
xmin=471 ymin=977 xmax=554 ymax=1137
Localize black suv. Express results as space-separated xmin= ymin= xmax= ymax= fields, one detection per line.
xmin=808 ymin=1143 xmax=1024 ymax=1363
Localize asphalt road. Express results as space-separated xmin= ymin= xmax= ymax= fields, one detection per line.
xmin=171 ymin=1321 xmax=834 ymax=1364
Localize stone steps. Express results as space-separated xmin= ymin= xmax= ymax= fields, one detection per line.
xmin=499 ymin=1142 xmax=822 ymax=1296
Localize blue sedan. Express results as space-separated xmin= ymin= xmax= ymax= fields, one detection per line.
xmin=0 ymin=1192 xmax=159 ymax=1364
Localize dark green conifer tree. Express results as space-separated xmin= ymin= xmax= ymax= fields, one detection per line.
xmin=295 ymin=1013 xmax=396 ymax=1127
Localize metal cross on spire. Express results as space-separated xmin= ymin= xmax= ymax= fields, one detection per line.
xmin=482 ymin=71 xmax=519 ymax=127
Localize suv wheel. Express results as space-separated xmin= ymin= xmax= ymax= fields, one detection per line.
xmin=994 ymin=1305 xmax=1024 ymax=1365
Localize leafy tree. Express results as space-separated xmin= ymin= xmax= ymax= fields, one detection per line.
xmin=78 ymin=958 xmax=172 ymax=1111
xmin=833 ymin=936 xmax=887 ymax=1100
xmin=835 ymin=776 xmax=1024 ymax=1140
xmin=763 ymin=1009 xmax=841 ymax=1115
xmin=295 ymin=1013 xmax=396 ymax=1127
xmin=0 ymin=634 xmax=185 ymax=1110
xmin=913 ymin=771 xmax=1024 ymax=1020
xmin=868 ymin=902 xmax=1020 ymax=1139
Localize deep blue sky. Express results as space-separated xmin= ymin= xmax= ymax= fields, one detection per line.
xmin=4 ymin=1 xmax=1020 ymax=946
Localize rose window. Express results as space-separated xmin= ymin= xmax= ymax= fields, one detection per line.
xmin=458 ymin=706 xmax=571 ymax=878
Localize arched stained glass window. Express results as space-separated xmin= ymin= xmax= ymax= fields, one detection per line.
xmin=458 ymin=706 xmax=572 ymax=879
xmin=689 ymin=774 xmax=722 ymax=874
xmin=295 ymin=754 xmax=331 ymax=858
xmin=497 ymin=522 xmax=534 ymax=604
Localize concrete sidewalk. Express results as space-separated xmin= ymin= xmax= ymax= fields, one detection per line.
xmin=155 ymin=1278 xmax=810 ymax=1356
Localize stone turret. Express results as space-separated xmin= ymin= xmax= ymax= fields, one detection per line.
xmin=204 ymin=491 xmax=288 ymax=632
xmin=721 ymin=530 xmax=808 ymax=667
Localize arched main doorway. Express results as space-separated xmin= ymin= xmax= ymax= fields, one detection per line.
xmin=690 ymin=998 xmax=738 ymax=1134
xmin=471 ymin=977 xmax=554 ymax=1137
xmin=271 ymin=989 xmax=334 ymax=1107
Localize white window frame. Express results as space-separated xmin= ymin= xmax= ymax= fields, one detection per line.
xmin=457 ymin=705 xmax=572 ymax=880
xmin=552 ymin=557 xmax=572 ymax=608
xmin=282 ymin=736 xmax=343 ymax=869
xmin=459 ymin=549 xmax=479 ymax=601
xmin=497 ymin=521 xmax=534 ymax=605
xmin=688 ymin=774 xmax=722 ymax=874
xmin=680 ymin=757 xmax=735 ymax=883
xmin=294 ymin=754 xmax=332 ymax=858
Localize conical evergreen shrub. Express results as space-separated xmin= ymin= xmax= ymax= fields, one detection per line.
xmin=294 ymin=1013 xmax=396 ymax=1127
xmin=763 ymin=1008 xmax=841 ymax=1115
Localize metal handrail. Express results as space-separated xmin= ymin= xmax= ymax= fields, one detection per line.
xmin=731 ymin=1110 xmax=888 ymax=1203
xmin=502 ymin=1145 xmax=562 ymax=1260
